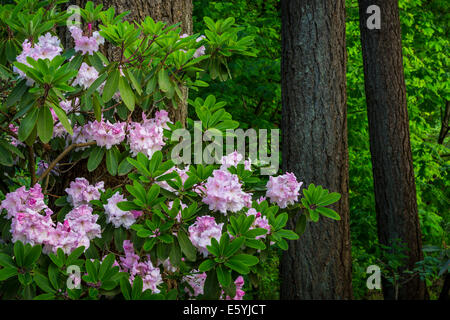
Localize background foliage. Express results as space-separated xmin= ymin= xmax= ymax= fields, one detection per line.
xmin=192 ymin=0 xmax=449 ymax=299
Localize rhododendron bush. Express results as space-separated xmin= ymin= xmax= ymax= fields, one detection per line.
xmin=0 ymin=1 xmax=342 ymax=300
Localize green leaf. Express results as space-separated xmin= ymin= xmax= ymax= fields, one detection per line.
xmin=316 ymin=207 xmax=341 ymax=220
xmin=6 ymin=79 xmax=28 ymax=107
xmin=295 ymin=214 xmax=307 ymax=236
xmin=216 ymin=265 xmax=231 ymax=288
xmin=24 ymin=245 xmax=42 ymax=266
xmin=106 ymin=147 xmax=119 ymax=176
xmin=87 ymin=146 xmax=105 ymax=172
xmin=245 ymin=228 xmax=268 ymax=239
xmin=124 ymin=68 xmax=142 ymax=95
xmin=14 ymin=241 xmax=25 ymax=267
xmin=51 ymin=104 xmax=73 ymax=135
xmin=275 ymin=229 xmax=300 ymax=240
xmin=177 ymin=230 xmax=197 ymax=261
xmin=158 ymin=68 xmax=170 ymax=92
xmin=229 ymin=254 xmax=259 ymax=266
xmin=0 ymin=267 xmax=18 ymax=281
xmin=34 ymin=274 xmax=55 ymax=293
xmin=119 ymin=76 xmax=135 ymax=111
xmin=48 ymin=264 xmax=59 ymax=290
xmin=0 ymin=253 xmax=15 ymax=268
xmin=274 ymin=213 xmax=288 ymax=230
xmin=118 ymin=157 xmax=134 ymax=175
xmin=66 ymin=246 xmax=85 ymax=266
xmin=198 ymin=259 xmax=216 ymax=272
xmin=169 ymin=242 xmax=181 ymax=266
xmin=224 ymin=260 xmax=249 ymax=275
xmin=245 ymin=239 xmax=266 ymax=250
xmin=117 ymin=201 xmax=141 ymax=211
xmin=18 ymin=107 xmax=38 ymax=141
xmin=120 ymin=276 xmax=132 ymax=300
xmin=224 ymin=237 xmax=244 ymax=257
xmin=203 ymin=270 xmax=220 ymax=299
xmin=149 ymin=150 xmax=163 ymax=174
xmin=317 ymin=192 xmax=341 ymax=206
xmin=99 ymin=254 xmax=115 ymax=280
xmin=102 ymin=69 xmax=120 ymax=102
xmin=37 ymin=105 xmax=54 ymax=143
xmin=85 ymin=259 xmax=98 ymax=281
xmin=48 ymin=253 xmax=63 ymax=268
xmin=132 ymin=276 xmax=143 ymax=300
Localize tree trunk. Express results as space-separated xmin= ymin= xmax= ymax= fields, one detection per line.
xmin=280 ymin=0 xmax=352 ymax=299
xmin=358 ymin=0 xmax=427 ymax=299
xmin=52 ymin=0 xmax=192 ymax=194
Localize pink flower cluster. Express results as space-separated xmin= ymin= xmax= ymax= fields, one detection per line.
xmin=188 ymin=215 xmax=223 ymax=257
xmin=194 ymin=35 xmax=206 ymax=58
xmin=85 ymin=119 xmax=127 ymax=149
xmin=220 ymin=151 xmax=252 ymax=171
xmin=69 ymin=111 xmax=169 ymax=152
xmin=103 ymin=192 xmax=142 ymax=229
xmin=1 ymin=184 xmax=47 ymax=219
xmin=72 ymin=62 xmax=99 ymax=89
xmin=65 ymin=178 xmax=105 ymax=207
xmin=0 ymin=184 xmax=101 ymax=254
xmin=202 ymin=169 xmax=252 ymax=214
xmin=119 ymin=240 xmax=163 ymax=293
xmin=69 ymin=25 xmax=104 ymax=56
xmin=246 ymin=208 xmax=271 ymax=239
xmin=183 ymin=270 xmax=207 ymax=297
xmin=45 ymin=204 xmax=101 ymax=254
xmin=266 ymin=172 xmax=302 ymax=208
xmin=127 ymin=111 xmax=171 ymax=158
xmin=225 ymin=276 xmax=245 ymax=300
xmin=8 ymin=124 xmax=23 ymax=147
xmin=14 ymin=33 xmax=62 ymax=85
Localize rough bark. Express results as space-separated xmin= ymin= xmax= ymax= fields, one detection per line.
xmin=53 ymin=0 xmax=192 ymax=194
xmin=358 ymin=0 xmax=427 ymax=299
xmin=280 ymin=0 xmax=352 ymax=299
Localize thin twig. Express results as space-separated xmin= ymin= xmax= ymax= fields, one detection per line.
xmin=38 ymin=141 xmax=96 ymax=182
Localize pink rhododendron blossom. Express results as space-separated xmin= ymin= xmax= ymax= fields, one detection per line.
xmin=202 ymin=169 xmax=252 ymax=214
xmin=265 ymin=172 xmax=302 ymax=208
xmin=65 ymin=178 xmax=105 ymax=207
xmin=220 ymin=151 xmax=252 ymax=171
xmin=14 ymin=33 xmax=62 ymax=85
xmin=118 ymin=240 xmax=163 ymax=293
xmin=2 ymin=184 xmax=100 ymax=254
xmin=70 ymin=26 xmax=104 ymax=55
xmin=225 ymin=276 xmax=245 ymax=300
xmin=8 ymin=124 xmax=23 ymax=147
xmin=0 ymin=184 xmax=46 ymax=219
xmin=65 ymin=204 xmax=102 ymax=241
xmin=72 ymin=62 xmax=99 ymax=89
xmin=127 ymin=111 xmax=171 ymax=158
xmin=103 ymin=192 xmax=137 ymax=229
xmin=188 ymin=215 xmax=223 ymax=257
xmin=246 ymin=208 xmax=271 ymax=239
xmin=85 ymin=119 xmax=126 ymax=149
xmin=183 ymin=270 xmax=207 ymax=297
xmin=194 ymin=35 xmax=206 ymax=58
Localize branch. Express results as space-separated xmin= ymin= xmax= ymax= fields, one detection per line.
xmin=37 ymin=141 xmax=96 ymax=182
